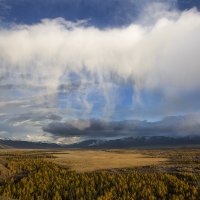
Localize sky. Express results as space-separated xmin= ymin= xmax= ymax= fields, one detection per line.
xmin=0 ymin=0 xmax=200 ymax=143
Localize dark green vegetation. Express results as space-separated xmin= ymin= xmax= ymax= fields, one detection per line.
xmin=0 ymin=149 xmax=200 ymax=200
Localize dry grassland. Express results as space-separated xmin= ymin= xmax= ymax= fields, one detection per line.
xmin=51 ymin=150 xmax=167 ymax=172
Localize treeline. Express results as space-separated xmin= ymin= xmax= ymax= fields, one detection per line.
xmin=0 ymin=155 xmax=199 ymax=200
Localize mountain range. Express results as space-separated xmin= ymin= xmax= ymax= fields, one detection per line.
xmin=1 ymin=135 xmax=200 ymax=149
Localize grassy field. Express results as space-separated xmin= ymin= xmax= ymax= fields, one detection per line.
xmin=51 ymin=150 xmax=167 ymax=172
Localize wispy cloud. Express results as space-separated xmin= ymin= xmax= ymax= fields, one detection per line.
xmin=0 ymin=2 xmax=200 ymax=142
xmin=1 ymin=8 xmax=200 ymax=113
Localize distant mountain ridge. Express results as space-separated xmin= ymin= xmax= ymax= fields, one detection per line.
xmin=0 ymin=139 xmax=61 ymax=149
xmin=1 ymin=136 xmax=200 ymax=149
xmin=66 ymin=135 xmax=200 ymax=149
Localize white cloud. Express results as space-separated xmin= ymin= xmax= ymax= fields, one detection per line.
xmin=0 ymin=9 xmax=200 ymax=93
xmin=0 ymin=3 xmax=200 ymax=130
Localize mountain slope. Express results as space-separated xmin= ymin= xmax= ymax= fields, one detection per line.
xmin=1 ymin=136 xmax=200 ymax=149
xmin=67 ymin=136 xmax=200 ymax=149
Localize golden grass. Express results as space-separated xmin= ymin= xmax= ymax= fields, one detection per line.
xmin=51 ymin=150 xmax=167 ymax=172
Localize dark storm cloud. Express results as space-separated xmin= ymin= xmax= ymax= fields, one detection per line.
xmin=43 ymin=114 xmax=200 ymax=138
xmin=43 ymin=120 xmax=125 ymax=138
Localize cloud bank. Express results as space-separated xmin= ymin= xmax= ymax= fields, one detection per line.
xmin=43 ymin=114 xmax=200 ymax=139
xmin=1 ymin=2 xmax=200 ymax=142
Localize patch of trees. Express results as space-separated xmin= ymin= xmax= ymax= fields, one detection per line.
xmin=0 ymin=154 xmax=199 ymax=200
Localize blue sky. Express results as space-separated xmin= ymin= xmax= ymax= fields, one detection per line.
xmin=0 ymin=0 xmax=200 ymax=143
xmin=1 ymin=0 xmax=200 ymax=27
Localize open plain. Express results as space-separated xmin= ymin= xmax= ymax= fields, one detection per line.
xmin=51 ymin=150 xmax=167 ymax=172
